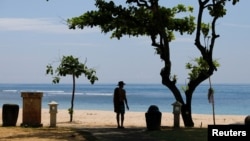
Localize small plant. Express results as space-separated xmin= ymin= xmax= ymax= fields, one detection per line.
xmin=46 ymin=55 xmax=98 ymax=122
xmin=68 ymin=108 xmax=73 ymax=115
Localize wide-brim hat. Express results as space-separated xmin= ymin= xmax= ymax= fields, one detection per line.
xmin=118 ymin=81 xmax=125 ymax=86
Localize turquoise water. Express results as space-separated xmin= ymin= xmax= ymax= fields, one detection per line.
xmin=0 ymin=83 xmax=250 ymax=115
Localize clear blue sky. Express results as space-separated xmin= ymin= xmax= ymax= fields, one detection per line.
xmin=0 ymin=0 xmax=249 ymax=84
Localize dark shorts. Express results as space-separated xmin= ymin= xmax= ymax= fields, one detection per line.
xmin=114 ymin=101 xmax=125 ymax=114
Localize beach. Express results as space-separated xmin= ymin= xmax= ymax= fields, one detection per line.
xmin=1 ymin=109 xmax=246 ymax=128
xmin=0 ymin=108 xmax=247 ymax=140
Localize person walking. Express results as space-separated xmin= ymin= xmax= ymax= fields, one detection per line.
xmin=113 ymin=81 xmax=129 ymax=129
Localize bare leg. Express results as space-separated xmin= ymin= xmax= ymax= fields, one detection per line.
xmin=121 ymin=113 xmax=124 ymax=128
xmin=116 ymin=113 xmax=120 ymax=128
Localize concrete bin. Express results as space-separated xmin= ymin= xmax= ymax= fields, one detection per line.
xmin=21 ymin=92 xmax=43 ymax=127
xmin=145 ymin=105 xmax=162 ymax=130
xmin=2 ymin=104 xmax=19 ymax=126
xmin=245 ymin=115 xmax=250 ymax=125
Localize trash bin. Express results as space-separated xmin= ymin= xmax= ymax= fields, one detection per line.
xmin=21 ymin=92 xmax=43 ymax=127
xmin=145 ymin=105 xmax=162 ymax=130
xmin=245 ymin=115 xmax=250 ymax=125
xmin=2 ymin=104 xmax=19 ymax=126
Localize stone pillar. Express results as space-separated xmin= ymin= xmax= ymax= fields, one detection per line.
xmin=172 ymin=101 xmax=182 ymax=128
xmin=21 ymin=92 xmax=43 ymax=127
xmin=48 ymin=101 xmax=58 ymax=127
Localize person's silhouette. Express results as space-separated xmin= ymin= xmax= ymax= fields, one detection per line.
xmin=113 ymin=81 xmax=129 ymax=128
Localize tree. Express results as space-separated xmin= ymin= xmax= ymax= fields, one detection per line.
xmin=185 ymin=57 xmax=220 ymax=125
xmin=67 ymin=0 xmax=238 ymax=127
xmin=46 ymin=55 xmax=98 ymax=122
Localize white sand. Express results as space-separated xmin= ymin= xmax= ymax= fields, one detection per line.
xmin=1 ymin=109 xmax=246 ymax=128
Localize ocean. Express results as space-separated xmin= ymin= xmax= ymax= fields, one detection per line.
xmin=0 ymin=83 xmax=250 ymax=115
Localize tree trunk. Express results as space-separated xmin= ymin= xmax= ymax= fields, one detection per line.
xmin=181 ymin=104 xmax=194 ymax=127
xmin=70 ymin=75 xmax=76 ymax=122
xmin=169 ymin=84 xmax=194 ymax=127
xmin=161 ymin=67 xmax=197 ymax=127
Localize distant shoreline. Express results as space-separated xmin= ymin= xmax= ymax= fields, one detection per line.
xmin=1 ymin=83 xmax=250 ymax=116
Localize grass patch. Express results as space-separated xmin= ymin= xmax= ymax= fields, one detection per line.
xmin=77 ymin=130 xmax=98 ymax=141
xmin=147 ymin=127 xmax=208 ymax=141
xmin=75 ymin=127 xmax=208 ymax=141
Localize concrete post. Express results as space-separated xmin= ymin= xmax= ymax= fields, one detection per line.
xmin=48 ymin=101 xmax=58 ymax=127
xmin=172 ymin=101 xmax=182 ymax=128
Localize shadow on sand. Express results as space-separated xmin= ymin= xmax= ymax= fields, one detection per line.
xmin=75 ymin=127 xmax=158 ymax=141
